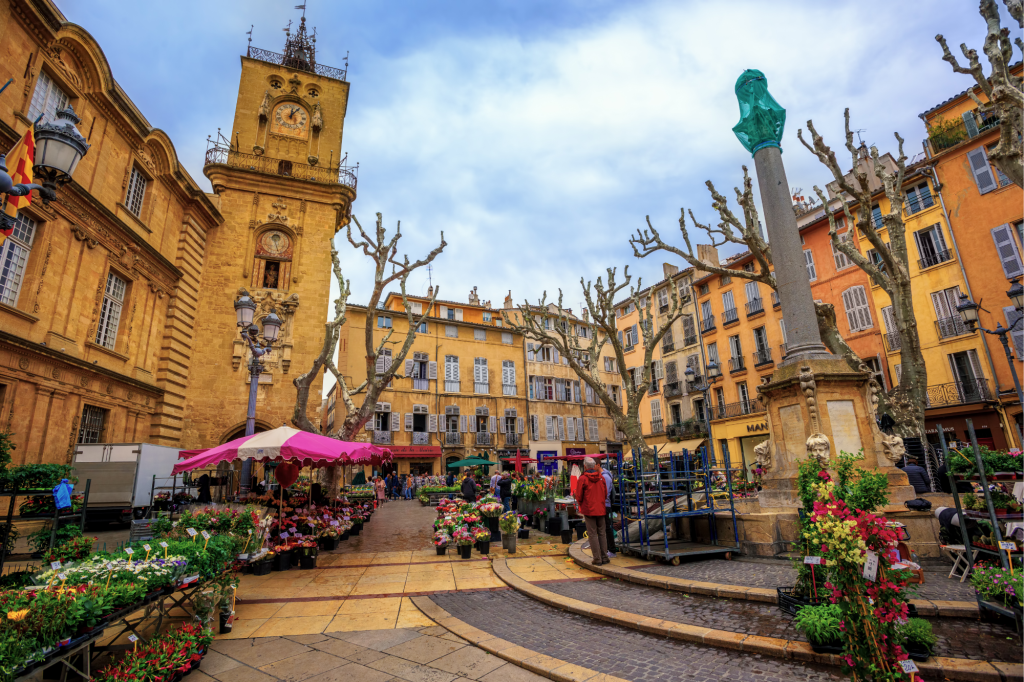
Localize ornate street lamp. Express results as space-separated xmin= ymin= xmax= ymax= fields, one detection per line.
xmin=235 ymin=292 xmax=282 ymax=492
xmin=1007 ymin=278 xmax=1023 ymax=311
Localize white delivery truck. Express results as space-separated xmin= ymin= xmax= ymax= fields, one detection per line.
xmin=71 ymin=443 xmax=182 ymax=526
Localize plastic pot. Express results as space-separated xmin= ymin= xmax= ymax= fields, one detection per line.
xmin=518 ymin=529 xmax=530 ymax=539
xmin=575 ymin=523 xmax=586 ymax=540
xmin=560 ymin=529 xmax=573 ymax=544
xmin=478 ymin=541 xmax=489 ymax=555
xmin=435 ymin=545 xmax=447 ymax=556
xmin=459 ymin=544 xmax=472 ymax=559
xmin=219 ymin=611 xmax=233 ymax=634
xmin=252 ymin=560 xmax=273 ymax=576
xmin=272 ymin=552 xmax=292 ymax=571
xmin=299 ymin=554 xmax=318 ymax=570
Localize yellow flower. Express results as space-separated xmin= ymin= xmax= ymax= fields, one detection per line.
xmin=7 ymin=609 xmax=29 ymax=622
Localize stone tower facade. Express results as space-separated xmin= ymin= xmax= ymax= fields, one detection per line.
xmin=181 ymin=16 xmax=357 ymax=447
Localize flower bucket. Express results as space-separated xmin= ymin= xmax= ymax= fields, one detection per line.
xmin=517 ymin=529 xmax=530 ymax=539
xmin=219 ymin=611 xmax=233 ymax=634
xmin=560 ymin=529 xmax=573 ymax=544
xmin=459 ymin=544 xmax=472 ymax=559
xmin=478 ymin=541 xmax=489 ymax=555
xmin=506 ymin=535 xmax=517 ymax=554
xmin=300 ymin=554 xmax=318 ymax=570
xmin=272 ymin=551 xmax=292 ymax=571
xmin=350 ymin=524 xmax=361 ymax=536
xmin=340 ymin=531 xmax=350 ymax=540
xmin=319 ymin=536 xmax=338 ymax=551
xmin=575 ymin=523 xmax=586 ymax=540
xmin=252 ymin=560 xmax=272 ymax=576
xmin=436 ymin=545 xmax=447 ymax=556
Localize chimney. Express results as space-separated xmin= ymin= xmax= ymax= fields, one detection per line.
xmin=504 ymin=290 xmax=513 ymax=309
xmin=662 ymin=263 xmax=679 ymax=279
xmin=427 ymin=285 xmax=434 ymax=299
xmin=468 ymin=286 xmax=479 ymax=305
xmin=582 ymin=308 xmax=589 ymax=322
xmin=696 ymin=244 xmax=720 ymax=268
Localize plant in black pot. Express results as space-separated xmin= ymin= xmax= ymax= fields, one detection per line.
xmin=793 ymin=603 xmax=844 ymax=654
xmin=574 ymin=521 xmax=586 ymax=540
xmin=454 ymin=527 xmax=474 ymax=559
xmin=270 ymin=546 xmax=292 ymax=571
xmin=899 ymin=618 xmax=936 ymax=662
xmin=517 ymin=514 xmax=531 ymax=539
xmin=297 ymin=541 xmax=318 ymax=569
xmin=434 ymin=531 xmax=451 ymax=556
xmin=473 ymin=527 xmax=491 ymax=555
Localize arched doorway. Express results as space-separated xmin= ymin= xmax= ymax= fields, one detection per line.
xmin=220 ymin=422 xmax=272 ymax=444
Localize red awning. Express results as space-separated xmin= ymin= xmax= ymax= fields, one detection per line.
xmin=382 ymin=445 xmax=443 ymax=458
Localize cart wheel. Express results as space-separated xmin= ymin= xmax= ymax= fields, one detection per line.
xmin=670 ymin=557 xmax=681 ymax=566
xmin=724 ymin=552 xmax=733 ymax=561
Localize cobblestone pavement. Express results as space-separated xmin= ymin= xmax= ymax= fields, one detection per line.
xmin=337 ymin=499 xmax=438 ymax=553
xmin=431 ymin=590 xmax=844 ymax=682
xmin=205 ymin=626 xmax=549 ymax=682
xmin=542 ymin=578 xmax=1022 ymax=663
xmin=632 ymin=557 xmax=978 ymax=602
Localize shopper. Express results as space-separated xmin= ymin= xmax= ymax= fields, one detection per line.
xmin=403 ymin=475 xmax=412 ymax=500
xmin=490 ymin=470 xmax=501 ymax=498
xmin=374 ymin=476 xmax=386 ymax=507
xmin=577 ymin=458 xmax=609 ymax=566
xmin=461 ymin=472 xmax=478 ymax=502
xmin=446 ymin=470 xmax=455 ymax=487
xmin=498 ymin=472 xmax=513 ymax=512
xmin=601 ymin=464 xmax=616 ymax=557
xmin=901 ymin=458 xmax=930 ymax=495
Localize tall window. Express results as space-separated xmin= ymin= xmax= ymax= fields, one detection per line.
xmin=474 ymin=357 xmax=489 ymax=394
xmin=96 ymin=272 xmax=127 ymax=350
xmin=707 ymin=342 xmax=720 ymax=365
xmin=804 ymin=250 xmax=817 ymax=281
xmin=78 ymin=405 xmax=107 ymax=444
xmin=444 ymin=355 xmax=460 ymax=392
xmin=502 ymin=360 xmax=516 ymax=395
xmin=904 ymin=182 xmax=934 ymax=214
xmin=914 ymin=224 xmax=949 ymax=268
xmin=841 ymin=286 xmax=873 ymax=333
xmin=931 ymin=286 xmax=967 ymax=338
xmin=27 ymin=72 xmax=68 ymax=124
xmin=125 ymin=167 xmax=147 ymax=217
xmin=832 ymin=232 xmax=854 ymax=271
xmin=0 ymin=213 xmax=37 ymax=306
xmin=474 ymin=329 xmax=486 ymax=341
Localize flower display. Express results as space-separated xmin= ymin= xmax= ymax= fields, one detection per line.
xmin=970 ymin=564 xmax=1022 ymax=607
xmin=499 ymin=511 xmax=520 ymax=534
xmin=94 ymin=622 xmax=213 ymax=682
xmin=472 ymin=527 xmax=490 ymax=542
xmin=453 ymin=527 xmax=474 ymax=546
xmin=477 ymin=501 xmax=503 ymax=517
xmin=433 ymin=532 xmax=451 ymax=547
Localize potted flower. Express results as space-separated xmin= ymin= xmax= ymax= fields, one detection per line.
xmin=793 ymin=603 xmax=844 ymax=654
xmin=319 ymin=527 xmax=340 ymax=551
xmin=350 ymin=513 xmax=364 ymax=536
xmin=250 ymin=549 xmax=273 ymax=576
xmin=453 ymin=528 xmax=474 ymax=559
xmin=433 ymin=531 xmax=451 ymax=556
xmin=473 ymin=527 xmax=491 ymax=554
xmin=499 ymin=511 xmax=520 ymax=553
xmin=271 ymin=544 xmax=292 ymax=571
xmin=900 ymin=618 xmax=936 ymax=662
xmin=517 ymin=514 xmax=531 ymax=539
xmin=297 ymin=540 xmax=318 ymax=569
xmin=970 ymin=564 xmax=1022 ymax=611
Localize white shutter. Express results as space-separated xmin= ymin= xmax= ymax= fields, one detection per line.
xmin=439 ymin=305 xmax=448 ymax=318
xmin=855 ymin=287 xmax=872 ymax=331
xmin=375 ymin=353 xmax=386 ymax=373
xmin=527 ymin=342 xmax=535 ymax=361
xmin=577 ymin=417 xmax=585 ymax=440
xmin=404 ymin=359 xmax=414 ymax=376
xmin=991 ymin=224 xmax=1024 ymax=278
xmin=365 ymin=420 xmax=373 ymax=432
xmin=518 ymin=417 xmax=525 ymax=434
xmin=428 ymin=414 xmax=438 ymax=432
xmin=411 ymin=301 xmax=422 ymax=315
xmin=553 ymin=348 xmax=560 ymax=364
xmin=966 ymin=147 xmax=998 ymax=194
xmin=404 ymin=413 xmax=413 ymax=431
xmin=428 ymin=361 xmax=438 ymax=380
xmin=452 ymin=358 xmax=460 ymax=380
xmin=499 ymin=417 xmax=507 ymax=433
xmin=489 ymin=415 xmax=497 ymax=433
xmin=460 ymin=415 xmax=468 ymax=432
xmin=565 ymin=416 xmax=576 ymax=440
xmin=841 ymin=289 xmax=858 ymax=332
xmin=655 ymin=360 xmax=665 ymax=380
xmin=804 ymin=250 xmax=816 ymax=281
xmin=545 ymin=415 xmax=554 ymax=440
xmin=651 ymin=399 xmax=662 ymax=422
xmin=1004 ymin=306 xmax=1023 ymax=358
xmin=881 ymin=306 xmax=897 ymax=334
xmin=391 ymin=415 xmax=400 ymax=431
xmin=556 ymin=416 xmax=565 ymax=440
xmin=454 ymin=308 xmax=464 ymax=321
xmin=744 ymin=281 xmax=759 ymax=303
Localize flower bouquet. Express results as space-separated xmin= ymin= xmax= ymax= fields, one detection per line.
xmin=472 ymin=526 xmax=491 ymax=554
xmin=453 ymin=527 xmax=474 ymax=559
xmin=517 ymin=514 xmax=531 ymax=539
xmin=434 ymin=531 xmax=451 ymax=555
xmin=95 ymin=623 xmax=213 ymax=682
xmin=499 ymin=511 xmax=520 ymax=553
xmin=477 ymin=501 xmax=503 ymax=517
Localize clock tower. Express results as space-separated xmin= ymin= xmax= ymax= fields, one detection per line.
xmin=180 ymin=13 xmax=357 ymax=448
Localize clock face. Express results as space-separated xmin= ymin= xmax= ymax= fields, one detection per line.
xmin=272 ymin=103 xmax=309 ymax=139
xmin=258 ymin=231 xmax=292 ymax=258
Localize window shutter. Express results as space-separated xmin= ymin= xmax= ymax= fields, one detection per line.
xmin=375 ymin=353 xmax=386 ymax=374
xmin=991 ymin=224 xmax=1024 ymax=278
xmin=651 ymin=400 xmax=662 ymax=421
xmin=460 ymin=415 xmax=468 ymax=432
xmin=411 ymin=301 xmax=422 ymax=315
xmin=655 ymin=360 xmax=665 ymax=380
xmin=966 ymin=147 xmax=998 ymax=194
xmin=454 ymin=308 xmax=464 ymax=321
xmin=452 ymin=358 xmax=460 ymax=380
xmin=440 ymin=305 xmax=448 ymax=318
xmin=590 ymin=418 xmax=599 ymax=441
xmin=804 ymin=250 xmax=816 ymax=280
xmin=391 ymin=415 xmax=400 ymax=432
xmin=631 ymin=325 xmax=638 ymax=344
xmin=1004 ymin=306 xmax=1023 ymax=358
xmin=744 ymin=281 xmax=759 ymax=303
xmin=428 ymin=414 xmax=438 ymax=432
xmin=428 ymin=361 xmax=438 ymax=379
xmin=566 ymin=417 xmax=575 ymax=441
xmin=552 ymin=348 xmax=560 ymax=364
xmin=499 ymin=417 xmax=507 ymax=433
xmin=575 ymin=417 xmax=583 ymax=440
xmin=556 ymin=416 xmax=565 ymax=440
xmin=405 ymin=413 xmax=413 ymax=431
xmin=855 ymin=287 xmax=872 ymax=330
xmin=842 ymin=289 xmax=858 ymax=332
xmin=961 ymin=111 xmax=980 ymax=138
xmin=617 ymin=330 xmax=623 ymax=346
xmin=490 ymin=415 xmax=497 ymax=433
xmin=545 ymin=416 xmax=554 ymax=440
xmin=518 ymin=417 xmax=525 ymax=434
xmin=365 ymin=420 xmax=373 ymax=432
xmin=404 ymin=359 xmax=414 ymax=376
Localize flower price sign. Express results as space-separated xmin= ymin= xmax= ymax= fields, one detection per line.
xmin=862 ymin=549 xmax=878 ymax=581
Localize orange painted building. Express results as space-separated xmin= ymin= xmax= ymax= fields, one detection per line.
xmin=921 ymin=69 xmax=1023 ymax=443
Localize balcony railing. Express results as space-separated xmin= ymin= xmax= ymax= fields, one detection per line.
xmin=664 ymin=381 xmax=684 ymax=398
xmin=444 ymin=380 xmax=461 ymax=392
xmin=504 ymin=433 xmax=521 ymax=447
xmin=927 ymin=111 xmax=999 ymax=154
xmin=683 ymin=334 xmax=698 ymax=347
xmin=475 ymin=432 xmax=491 ymax=446
xmin=918 ymin=249 xmax=953 ymax=270
xmin=925 ymin=379 xmax=993 ymax=407
xmin=474 ymin=382 xmax=489 ymax=394
xmin=502 ymin=384 xmax=517 ymax=396
xmin=204 ymin=147 xmax=358 ymax=190
xmin=659 ymin=304 xmax=670 ymax=314
xmin=779 ymin=343 xmax=787 ymax=358
xmin=413 ymin=378 xmax=429 ymax=391
xmin=745 ymin=299 xmax=764 ymax=317
xmin=883 ymin=332 xmax=902 ymax=353
xmin=711 ymin=399 xmax=766 ymax=421
xmin=247 ymin=44 xmax=348 ymax=80
xmin=728 ymin=357 xmax=745 ymax=372
xmin=650 ymin=419 xmax=665 ymax=435
xmin=905 ymin=192 xmax=935 ymax=215
xmin=445 ymin=432 xmax=462 ymax=445
xmin=752 ymin=348 xmax=773 ymax=366
xmin=935 ymin=315 xmax=970 ymax=340
xmin=723 ymin=308 xmax=740 ymax=325
xmin=666 ymin=422 xmax=707 ymax=439
xmin=701 ymin=315 xmax=716 ymax=333
xmin=373 ymin=430 xmax=392 ymax=445
xmin=771 ymin=292 xmax=780 ymax=309
xmin=412 ymin=432 xmax=430 ymax=445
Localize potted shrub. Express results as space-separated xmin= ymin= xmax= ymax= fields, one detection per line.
xmin=793 ymin=603 xmax=844 ymax=654
xmin=473 ymin=527 xmax=491 ymax=554
xmin=433 ymin=531 xmax=450 ymax=556
xmin=499 ymin=511 xmax=520 ymax=553
xmin=454 ymin=528 xmax=474 ymax=559
xmin=900 ymin=618 xmax=936 ymax=662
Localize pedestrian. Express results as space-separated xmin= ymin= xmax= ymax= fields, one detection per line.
xmin=446 ymin=470 xmax=455 ymax=487
xmin=900 ymin=458 xmax=930 ymax=495
xmin=489 ymin=470 xmax=501 ymax=498
xmin=461 ymin=472 xmax=478 ymax=502
xmin=498 ymin=472 xmax=513 ymax=512
xmin=576 ymin=457 xmax=609 ymax=566
xmin=403 ymin=475 xmax=412 ymax=500
xmin=601 ymin=463 xmax=616 ymax=557
xmin=374 ymin=476 xmax=386 ymax=507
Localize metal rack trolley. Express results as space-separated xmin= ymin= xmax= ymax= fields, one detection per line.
xmin=614 ymin=445 xmax=739 ymax=565
xmin=0 ymin=480 xmax=91 ymax=572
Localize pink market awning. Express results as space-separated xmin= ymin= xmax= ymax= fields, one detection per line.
xmin=172 ymin=425 xmax=391 ymax=474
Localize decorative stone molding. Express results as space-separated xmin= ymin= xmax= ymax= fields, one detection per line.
xmin=70 ymin=224 xmax=98 ymax=248
xmin=798 ymin=365 xmax=820 ymax=433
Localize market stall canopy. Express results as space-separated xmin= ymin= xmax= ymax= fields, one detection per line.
xmin=446 ymin=457 xmax=494 ymax=469
xmin=172 ymin=425 xmax=391 ymax=474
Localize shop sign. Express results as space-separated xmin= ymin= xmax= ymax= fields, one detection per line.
xmin=746 ymin=423 xmax=769 ymax=433
xmin=565 ymin=447 xmax=586 ymax=457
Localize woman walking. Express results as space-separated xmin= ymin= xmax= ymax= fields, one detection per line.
xmin=374 ymin=476 xmax=387 ymax=507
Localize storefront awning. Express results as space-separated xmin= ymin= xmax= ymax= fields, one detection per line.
xmin=382 ymin=445 xmax=442 ymax=458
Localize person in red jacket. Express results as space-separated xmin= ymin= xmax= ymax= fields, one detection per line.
xmin=576 ymin=457 xmax=609 ymax=565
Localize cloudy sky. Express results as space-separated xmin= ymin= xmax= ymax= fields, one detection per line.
xmin=64 ymin=0 xmax=1014 ymax=313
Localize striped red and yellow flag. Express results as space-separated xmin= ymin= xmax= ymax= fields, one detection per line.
xmin=2 ymin=125 xmax=35 ymax=248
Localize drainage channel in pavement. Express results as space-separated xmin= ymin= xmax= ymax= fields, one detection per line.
xmin=430 ymin=589 xmax=845 ymax=682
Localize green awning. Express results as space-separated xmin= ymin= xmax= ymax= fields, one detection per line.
xmin=446 ymin=457 xmax=494 ymax=469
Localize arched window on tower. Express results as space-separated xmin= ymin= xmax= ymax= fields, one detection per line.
xmin=252 ymin=229 xmax=293 ymax=290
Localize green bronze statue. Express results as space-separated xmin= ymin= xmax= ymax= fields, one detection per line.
xmin=732 ymin=69 xmax=786 ymax=155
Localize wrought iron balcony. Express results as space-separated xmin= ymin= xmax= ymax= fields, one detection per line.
xmin=246 ymin=45 xmax=348 ymax=80
xmin=771 ymin=292 xmax=780 ymax=309
xmin=666 ymin=421 xmax=707 ymax=439
xmin=926 ymin=379 xmax=993 ymax=407
xmin=883 ymin=332 xmax=902 ymax=353
xmin=502 ymin=384 xmax=517 ymax=396
xmin=711 ymin=399 xmax=766 ymax=421
xmin=752 ymin=348 xmax=773 ymax=366
xmin=683 ymin=334 xmax=698 ymax=347
xmin=412 ymin=432 xmax=430 ymax=445
xmin=935 ymin=315 xmax=971 ymax=340
xmin=444 ymin=380 xmax=461 ymax=392
xmin=904 ymin=192 xmax=935 ymax=215
xmin=504 ymin=433 xmax=521 ymax=447
xmin=927 ymin=110 xmax=999 ymax=154
xmin=474 ymin=382 xmax=490 ymax=394
xmin=701 ymin=315 xmax=716 ymax=333
xmin=745 ymin=299 xmax=764 ymax=317
xmin=650 ymin=419 xmax=665 ymax=435
xmin=204 ymin=147 xmax=357 ymax=190
xmin=918 ymin=249 xmax=953 ymax=270
xmin=728 ymin=357 xmax=745 ymax=373
xmin=445 ymin=432 xmax=462 ymax=445
xmin=664 ymin=381 xmax=684 ymax=398
xmin=475 ymin=432 xmax=491 ymax=446
xmin=373 ymin=430 xmax=392 ymax=445
xmin=723 ymin=308 xmax=740 ymax=326
xmin=413 ymin=378 xmax=429 ymax=391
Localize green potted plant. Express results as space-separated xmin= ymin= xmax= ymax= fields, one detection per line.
xmin=453 ymin=527 xmax=474 ymax=559
xmin=499 ymin=511 xmax=520 ymax=553
xmin=793 ymin=603 xmax=843 ymax=654
xmin=900 ymin=618 xmax=936 ymax=662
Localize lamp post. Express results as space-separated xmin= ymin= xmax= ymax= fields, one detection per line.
xmin=956 ymin=278 xmax=1024 ymax=447
xmin=0 ymin=105 xmax=89 ymax=230
xmin=234 ymin=292 xmax=282 ymax=491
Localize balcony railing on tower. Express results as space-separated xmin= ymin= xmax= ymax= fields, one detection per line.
xmin=247 ymin=45 xmax=348 ymax=81
xmin=204 ymin=146 xmax=358 ymax=190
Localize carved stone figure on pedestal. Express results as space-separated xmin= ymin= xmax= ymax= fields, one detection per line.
xmin=806 ymin=433 xmax=831 ymax=469
xmin=753 ymin=438 xmax=773 ymax=472
xmin=882 ymin=434 xmax=906 ymax=466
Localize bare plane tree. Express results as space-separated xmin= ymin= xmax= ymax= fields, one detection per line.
xmin=500 ymin=266 xmax=682 ymax=458
xmin=630 ymin=113 xmax=927 ymax=440
xmin=936 ymin=0 xmax=1023 ymax=188
xmin=291 ymin=212 xmax=445 ymax=486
